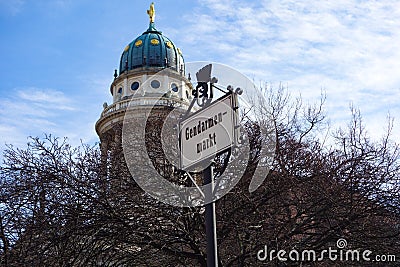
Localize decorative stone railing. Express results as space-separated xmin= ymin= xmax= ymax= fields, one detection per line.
xmin=100 ymin=97 xmax=189 ymax=118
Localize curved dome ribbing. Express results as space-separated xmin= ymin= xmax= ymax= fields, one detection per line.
xmin=119 ymin=22 xmax=184 ymax=74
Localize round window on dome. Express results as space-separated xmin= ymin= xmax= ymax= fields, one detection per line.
xmin=151 ymin=80 xmax=160 ymax=89
xmin=117 ymin=87 xmax=123 ymax=94
xmin=171 ymin=83 xmax=179 ymax=92
xmin=131 ymin=81 xmax=140 ymax=90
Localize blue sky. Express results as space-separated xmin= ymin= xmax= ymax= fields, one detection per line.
xmin=0 ymin=0 xmax=399 ymax=153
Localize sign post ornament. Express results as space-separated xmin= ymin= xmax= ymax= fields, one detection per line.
xmin=122 ymin=61 xmax=276 ymax=207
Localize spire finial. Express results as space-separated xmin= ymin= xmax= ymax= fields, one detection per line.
xmin=147 ymin=2 xmax=155 ymax=23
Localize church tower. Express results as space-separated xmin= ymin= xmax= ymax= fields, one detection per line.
xmin=95 ymin=3 xmax=193 ymax=172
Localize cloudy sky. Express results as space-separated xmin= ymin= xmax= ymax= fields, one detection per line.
xmin=0 ymin=0 xmax=399 ymax=153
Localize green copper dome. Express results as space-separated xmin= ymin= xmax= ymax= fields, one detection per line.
xmin=119 ymin=22 xmax=185 ymax=75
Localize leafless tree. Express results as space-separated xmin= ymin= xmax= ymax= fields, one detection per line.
xmin=1 ymin=87 xmax=399 ymax=266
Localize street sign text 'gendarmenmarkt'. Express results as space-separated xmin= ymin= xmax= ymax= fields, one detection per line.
xmin=179 ymin=93 xmax=239 ymax=170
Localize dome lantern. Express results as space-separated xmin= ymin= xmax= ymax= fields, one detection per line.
xmin=119 ymin=3 xmax=185 ymax=75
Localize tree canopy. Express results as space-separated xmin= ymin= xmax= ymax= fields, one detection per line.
xmin=1 ymin=88 xmax=399 ymax=266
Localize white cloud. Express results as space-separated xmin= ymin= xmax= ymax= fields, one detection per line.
xmin=0 ymin=0 xmax=24 ymax=16
xmin=178 ymin=0 xmax=400 ymax=141
xmin=17 ymin=88 xmax=76 ymax=111
xmin=0 ymin=87 xmax=82 ymax=153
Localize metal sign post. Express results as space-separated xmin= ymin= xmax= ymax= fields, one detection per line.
xmin=179 ymin=64 xmax=241 ymax=267
xmin=204 ymin=165 xmax=218 ymax=267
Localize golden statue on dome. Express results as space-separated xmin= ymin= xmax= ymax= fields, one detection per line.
xmin=147 ymin=2 xmax=155 ymax=23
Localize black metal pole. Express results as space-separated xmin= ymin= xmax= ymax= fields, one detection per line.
xmin=204 ymin=165 xmax=218 ymax=267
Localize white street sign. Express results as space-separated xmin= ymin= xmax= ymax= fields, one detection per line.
xmin=179 ymin=93 xmax=239 ymax=170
